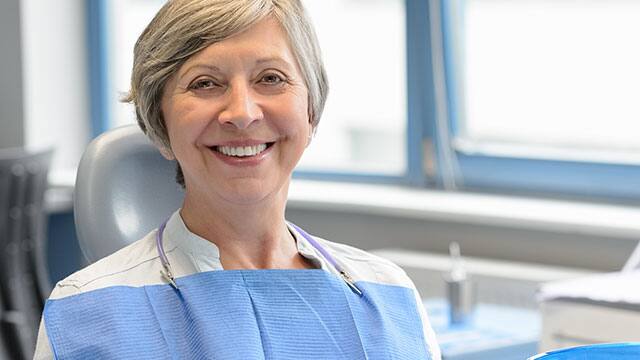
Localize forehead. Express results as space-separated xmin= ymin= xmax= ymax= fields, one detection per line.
xmin=179 ymin=16 xmax=298 ymax=71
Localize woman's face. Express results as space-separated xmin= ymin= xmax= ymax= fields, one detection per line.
xmin=161 ymin=17 xmax=311 ymax=206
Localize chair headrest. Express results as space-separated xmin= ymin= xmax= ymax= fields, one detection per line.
xmin=74 ymin=125 xmax=184 ymax=263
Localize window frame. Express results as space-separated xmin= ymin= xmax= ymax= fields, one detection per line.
xmin=87 ymin=0 xmax=111 ymax=138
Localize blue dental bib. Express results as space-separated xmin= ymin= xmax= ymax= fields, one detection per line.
xmin=44 ymin=269 xmax=431 ymax=359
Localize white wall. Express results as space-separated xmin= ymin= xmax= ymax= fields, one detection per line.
xmin=0 ymin=0 xmax=24 ymax=148
xmin=21 ymin=0 xmax=90 ymax=175
xmin=286 ymin=204 xmax=635 ymax=272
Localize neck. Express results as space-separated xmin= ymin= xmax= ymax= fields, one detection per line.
xmin=180 ymin=181 xmax=312 ymax=270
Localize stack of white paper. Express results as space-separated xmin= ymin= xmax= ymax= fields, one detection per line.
xmin=538 ymin=270 xmax=640 ymax=306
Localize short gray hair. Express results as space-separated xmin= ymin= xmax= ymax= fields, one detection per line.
xmin=123 ymin=0 xmax=328 ymax=186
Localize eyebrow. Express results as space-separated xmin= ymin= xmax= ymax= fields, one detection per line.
xmin=256 ymin=57 xmax=298 ymax=72
xmin=178 ymin=64 xmax=221 ymax=80
xmin=255 ymin=57 xmax=291 ymax=66
xmin=179 ymin=57 xmax=294 ymax=79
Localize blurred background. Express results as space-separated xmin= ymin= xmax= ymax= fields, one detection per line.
xmin=2 ymin=0 xmax=640 ymax=359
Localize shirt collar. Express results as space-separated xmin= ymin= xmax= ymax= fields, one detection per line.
xmin=162 ymin=209 xmax=331 ymax=272
xmin=288 ymin=223 xmax=332 ymax=272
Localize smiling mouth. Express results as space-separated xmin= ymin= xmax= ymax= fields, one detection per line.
xmin=212 ymin=142 xmax=274 ymax=157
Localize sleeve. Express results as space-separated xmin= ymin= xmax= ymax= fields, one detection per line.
xmin=33 ymin=282 xmax=82 ymax=360
xmin=411 ymin=285 xmax=442 ymax=360
xmin=33 ymin=316 xmax=54 ymax=360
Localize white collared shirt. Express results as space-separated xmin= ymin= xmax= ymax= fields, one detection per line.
xmin=34 ymin=210 xmax=441 ymax=359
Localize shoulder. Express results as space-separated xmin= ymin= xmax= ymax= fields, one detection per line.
xmin=294 ymin=230 xmax=442 ymax=359
xmin=49 ymin=229 xmax=162 ymax=299
xmin=312 ymin=236 xmax=414 ymax=289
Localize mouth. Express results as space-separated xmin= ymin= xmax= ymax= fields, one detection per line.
xmin=211 ymin=142 xmax=275 ymax=158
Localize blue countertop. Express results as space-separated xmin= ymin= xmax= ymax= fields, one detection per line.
xmin=424 ymin=299 xmax=541 ymax=360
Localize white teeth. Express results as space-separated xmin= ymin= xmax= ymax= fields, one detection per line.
xmin=216 ymin=143 xmax=268 ymax=157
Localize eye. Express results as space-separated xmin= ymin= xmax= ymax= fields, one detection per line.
xmin=259 ymin=72 xmax=286 ymax=85
xmin=189 ymin=78 xmax=219 ymax=90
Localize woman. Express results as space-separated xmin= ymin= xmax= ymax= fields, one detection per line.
xmin=35 ymin=1 xmax=441 ymax=359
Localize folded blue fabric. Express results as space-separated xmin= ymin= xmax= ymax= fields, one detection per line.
xmin=45 ymin=269 xmax=431 ymax=359
xmin=531 ymin=342 xmax=640 ymax=360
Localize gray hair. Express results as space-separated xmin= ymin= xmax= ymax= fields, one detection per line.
xmin=123 ymin=0 xmax=328 ymax=186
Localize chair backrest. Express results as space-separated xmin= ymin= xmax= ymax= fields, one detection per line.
xmin=74 ymin=125 xmax=184 ymax=263
xmin=0 ymin=147 xmax=53 ymax=359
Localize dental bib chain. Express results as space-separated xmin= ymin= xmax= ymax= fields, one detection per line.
xmin=155 ymin=218 xmax=363 ymax=296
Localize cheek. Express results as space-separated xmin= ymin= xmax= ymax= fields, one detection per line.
xmin=279 ymin=113 xmax=310 ymax=145
xmin=282 ymin=94 xmax=311 ymax=135
xmin=165 ymin=101 xmax=211 ymax=147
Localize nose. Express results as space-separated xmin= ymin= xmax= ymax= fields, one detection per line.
xmin=217 ymin=83 xmax=263 ymax=129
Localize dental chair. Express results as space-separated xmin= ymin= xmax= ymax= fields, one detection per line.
xmin=74 ymin=125 xmax=183 ymax=263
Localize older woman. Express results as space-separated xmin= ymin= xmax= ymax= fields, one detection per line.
xmin=35 ymin=0 xmax=441 ymax=359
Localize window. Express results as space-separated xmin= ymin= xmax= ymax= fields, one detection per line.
xmin=441 ymin=0 xmax=640 ymax=201
xmin=107 ymin=0 xmax=165 ymax=129
xmin=297 ymin=0 xmax=406 ymax=175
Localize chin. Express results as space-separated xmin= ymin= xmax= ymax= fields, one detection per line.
xmin=220 ymin=179 xmax=286 ymax=206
